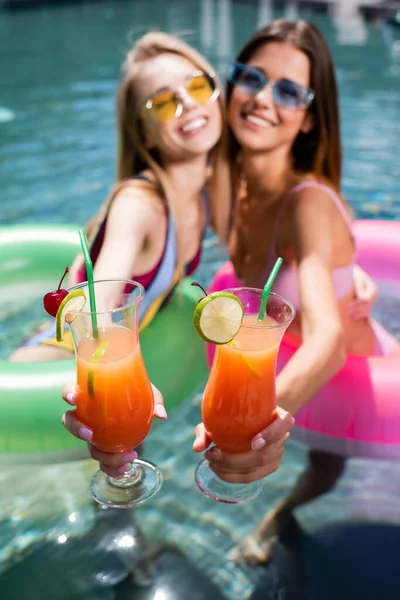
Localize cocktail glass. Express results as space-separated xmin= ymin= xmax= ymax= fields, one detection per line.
xmin=67 ymin=278 xmax=162 ymax=508
xmin=196 ymin=288 xmax=295 ymax=503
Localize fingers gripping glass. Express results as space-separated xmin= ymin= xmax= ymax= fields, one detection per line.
xmin=144 ymin=71 xmax=220 ymax=123
xmin=229 ymin=63 xmax=314 ymax=109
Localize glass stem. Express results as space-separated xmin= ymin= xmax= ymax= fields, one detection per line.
xmin=108 ymin=461 xmax=143 ymax=488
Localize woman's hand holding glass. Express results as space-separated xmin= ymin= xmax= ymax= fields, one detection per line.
xmin=62 ymin=384 xmax=293 ymax=483
xmin=193 ymin=406 xmax=294 ymax=484
xmin=62 ymin=382 xmax=167 ymax=478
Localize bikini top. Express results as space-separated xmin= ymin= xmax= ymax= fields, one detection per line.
xmin=256 ymin=181 xmax=355 ymax=311
xmin=79 ymin=174 xmax=209 ymax=330
xmin=257 ymin=181 xmax=354 ymax=310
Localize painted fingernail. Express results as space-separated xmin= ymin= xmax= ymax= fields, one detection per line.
xmin=66 ymin=392 xmax=76 ymax=404
xmin=155 ymin=405 xmax=168 ymax=419
xmin=123 ymin=451 xmax=138 ymax=462
xmin=78 ymin=427 xmax=93 ymax=441
xmin=206 ymin=447 xmax=221 ymax=461
xmin=251 ymin=436 xmax=266 ymax=451
xmin=117 ymin=464 xmax=128 ymax=473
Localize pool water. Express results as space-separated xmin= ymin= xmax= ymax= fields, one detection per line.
xmin=1 ymin=1 xmax=400 ymax=599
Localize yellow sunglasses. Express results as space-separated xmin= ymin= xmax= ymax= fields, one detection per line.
xmin=143 ymin=71 xmax=220 ymax=123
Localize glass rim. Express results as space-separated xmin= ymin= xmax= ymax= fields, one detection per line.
xmin=66 ymin=278 xmax=144 ymax=317
xmin=223 ymin=287 xmax=296 ymax=330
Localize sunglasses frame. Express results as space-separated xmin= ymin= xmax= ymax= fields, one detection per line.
xmin=143 ymin=70 xmax=220 ymax=122
xmin=229 ymin=62 xmax=315 ymax=109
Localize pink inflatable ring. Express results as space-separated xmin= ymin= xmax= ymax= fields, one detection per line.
xmin=207 ymin=220 xmax=400 ymax=459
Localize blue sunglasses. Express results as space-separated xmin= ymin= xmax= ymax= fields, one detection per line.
xmin=228 ymin=62 xmax=314 ymax=109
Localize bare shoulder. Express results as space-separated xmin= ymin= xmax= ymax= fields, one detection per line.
xmin=287 ymin=179 xmax=337 ymax=259
xmin=289 ymin=179 xmax=335 ymax=221
xmin=289 ymin=178 xmax=352 ymax=226
xmin=111 ymin=178 xmax=165 ymax=223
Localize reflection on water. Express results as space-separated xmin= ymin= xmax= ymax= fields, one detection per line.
xmin=2 ymin=390 xmax=400 ymax=599
xmin=330 ymin=0 xmax=368 ymax=45
xmin=1 ymin=0 xmax=399 ymax=230
xmin=1 ymin=1 xmax=400 ymax=599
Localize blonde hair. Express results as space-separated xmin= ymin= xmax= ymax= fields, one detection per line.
xmin=86 ymin=31 xmax=232 ymax=267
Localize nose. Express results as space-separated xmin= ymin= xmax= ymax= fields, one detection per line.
xmin=253 ymin=82 xmax=274 ymax=107
xmin=176 ymin=87 xmax=198 ymax=113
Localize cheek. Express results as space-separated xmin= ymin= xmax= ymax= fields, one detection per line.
xmin=279 ymin=108 xmax=306 ymax=133
xmin=144 ymin=119 xmax=170 ymax=149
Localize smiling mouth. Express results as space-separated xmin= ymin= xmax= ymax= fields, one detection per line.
xmin=180 ymin=116 xmax=208 ymax=134
xmin=242 ymin=112 xmax=276 ymax=129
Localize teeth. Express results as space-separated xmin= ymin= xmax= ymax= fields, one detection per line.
xmin=182 ymin=117 xmax=207 ymax=132
xmin=245 ymin=114 xmax=271 ymax=127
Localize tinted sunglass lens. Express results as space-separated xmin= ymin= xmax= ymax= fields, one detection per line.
xmin=150 ymin=91 xmax=179 ymax=122
xmin=187 ymin=74 xmax=215 ymax=103
xmin=148 ymin=72 xmax=216 ymax=122
xmin=232 ymin=66 xmax=263 ymax=94
xmin=274 ymin=81 xmax=306 ymax=108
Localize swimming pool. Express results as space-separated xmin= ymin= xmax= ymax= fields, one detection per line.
xmin=1 ymin=1 xmax=400 ymax=599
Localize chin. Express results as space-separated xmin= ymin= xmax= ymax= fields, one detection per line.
xmin=187 ymin=134 xmax=221 ymax=155
xmin=232 ymin=127 xmax=280 ymax=153
xmin=235 ymin=136 xmax=273 ymax=154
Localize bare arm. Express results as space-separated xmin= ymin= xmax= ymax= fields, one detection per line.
xmin=276 ymin=189 xmax=346 ymax=415
xmin=89 ymin=188 xmax=162 ymax=311
xmin=68 ymin=252 xmax=84 ymax=286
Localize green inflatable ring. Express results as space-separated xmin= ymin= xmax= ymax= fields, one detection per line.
xmin=0 ymin=224 xmax=207 ymax=463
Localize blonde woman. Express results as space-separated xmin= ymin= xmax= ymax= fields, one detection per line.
xmin=11 ymin=31 xmax=230 ymax=362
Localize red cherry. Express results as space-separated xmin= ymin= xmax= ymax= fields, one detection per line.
xmin=43 ymin=266 xmax=70 ymax=317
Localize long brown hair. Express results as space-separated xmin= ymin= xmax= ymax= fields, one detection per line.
xmin=86 ymin=32 xmax=231 ymax=260
xmin=226 ymin=19 xmax=342 ymax=189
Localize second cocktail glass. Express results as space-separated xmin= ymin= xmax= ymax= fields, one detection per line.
xmin=67 ymin=279 xmax=162 ymax=508
xmin=196 ymin=287 xmax=295 ymax=504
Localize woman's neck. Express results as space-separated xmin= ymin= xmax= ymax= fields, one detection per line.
xmin=240 ymin=148 xmax=295 ymax=203
xmin=165 ymin=155 xmax=208 ymax=199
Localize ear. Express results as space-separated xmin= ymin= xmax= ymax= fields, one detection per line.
xmin=300 ymin=113 xmax=314 ymax=134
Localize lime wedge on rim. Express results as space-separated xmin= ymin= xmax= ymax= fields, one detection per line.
xmin=193 ymin=292 xmax=244 ymax=344
xmin=55 ymin=289 xmax=86 ymax=342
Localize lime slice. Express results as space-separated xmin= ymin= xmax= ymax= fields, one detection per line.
xmin=87 ymin=341 xmax=109 ymax=397
xmin=91 ymin=341 xmax=108 ymax=362
xmin=55 ymin=289 xmax=86 ymax=342
xmin=193 ymin=292 xmax=244 ymax=344
xmin=229 ymin=340 xmax=258 ymax=376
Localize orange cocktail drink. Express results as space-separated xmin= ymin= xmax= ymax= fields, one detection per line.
xmin=196 ymin=287 xmax=295 ymax=503
xmin=67 ymin=278 xmax=161 ymax=509
xmin=76 ymin=325 xmax=153 ymax=454
xmin=202 ymin=314 xmax=279 ymax=454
